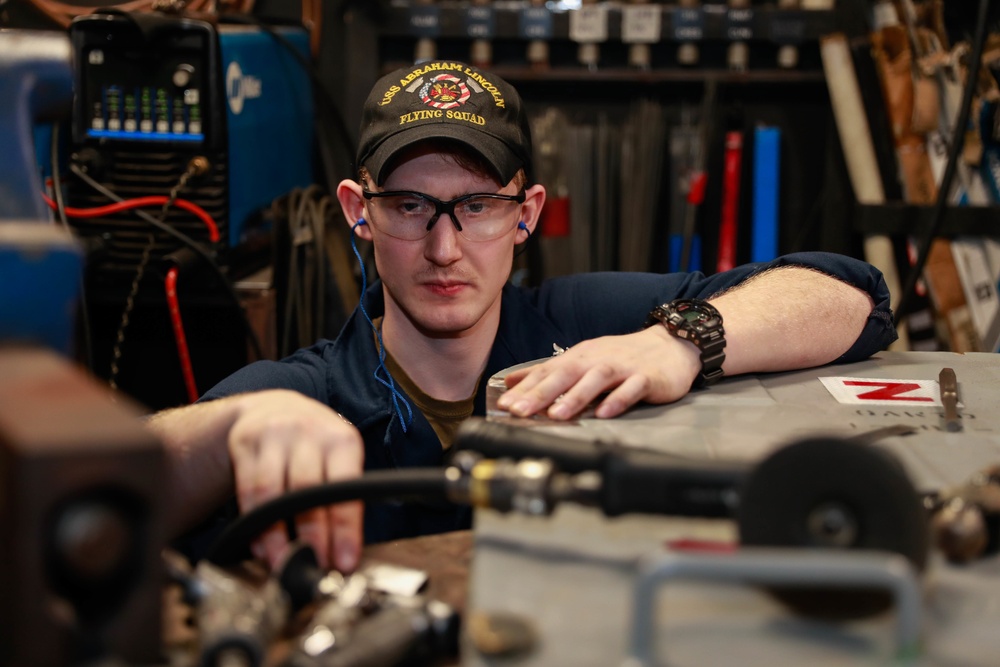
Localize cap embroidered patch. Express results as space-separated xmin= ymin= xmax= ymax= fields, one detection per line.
xmin=419 ymin=73 xmax=470 ymax=109
xmin=357 ymin=60 xmax=533 ymax=186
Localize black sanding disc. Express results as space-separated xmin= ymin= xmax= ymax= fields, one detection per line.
xmin=737 ymin=437 xmax=929 ymax=618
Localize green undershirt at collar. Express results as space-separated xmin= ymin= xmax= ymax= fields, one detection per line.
xmin=372 ymin=317 xmax=480 ymax=449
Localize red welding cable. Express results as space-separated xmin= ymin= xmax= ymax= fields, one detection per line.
xmin=42 ymin=192 xmax=221 ymax=243
xmin=165 ymin=267 xmax=199 ymax=404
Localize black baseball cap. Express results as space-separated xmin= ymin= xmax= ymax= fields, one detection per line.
xmin=356 ymin=61 xmax=533 ymax=186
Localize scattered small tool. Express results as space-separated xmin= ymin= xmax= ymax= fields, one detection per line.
xmin=939 ymin=367 xmax=961 ymax=432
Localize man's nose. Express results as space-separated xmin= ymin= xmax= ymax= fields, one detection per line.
xmin=425 ymin=211 xmax=463 ymax=234
xmin=424 ymin=212 xmax=464 ymax=261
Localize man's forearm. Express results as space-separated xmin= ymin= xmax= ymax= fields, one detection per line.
xmin=146 ymin=396 xmax=243 ymax=537
xmin=711 ymin=265 xmax=875 ymax=376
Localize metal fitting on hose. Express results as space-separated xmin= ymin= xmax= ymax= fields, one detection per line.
xmin=445 ymin=451 xmax=560 ymax=515
xmin=188 ymin=155 xmax=212 ymax=177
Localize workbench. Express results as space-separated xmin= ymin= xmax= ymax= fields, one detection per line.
xmin=461 ymin=351 xmax=1000 ymax=667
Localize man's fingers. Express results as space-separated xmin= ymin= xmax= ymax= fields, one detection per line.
xmin=544 ymin=363 xmax=625 ymax=420
xmin=594 ymin=373 xmax=651 ymax=419
xmin=497 ymin=331 xmax=700 ymax=420
xmin=330 ymin=500 xmax=363 ymax=573
xmin=501 ymin=366 xmax=532 ymax=388
xmin=498 ymin=366 xmax=546 ymax=403
xmin=230 ymin=438 xmax=257 ymax=517
xmin=325 ymin=439 xmax=364 ymax=572
xmin=288 ymin=442 xmax=333 ymax=570
xmin=256 ymin=523 xmax=291 ymax=569
xmin=240 ymin=430 xmax=294 ymax=567
xmin=249 ymin=433 xmax=290 ymax=509
xmin=503 ymin=361 xmax=627 ymax=420
xmin=226 ymin=394 xmax=367 ymax=573
xmin=294 ymin=507 xmax=333 ymax=570
xmin=230 ymin=426 xmax=284 ymax=516
xmin=498 ymin=364 xmax=580 ymax=417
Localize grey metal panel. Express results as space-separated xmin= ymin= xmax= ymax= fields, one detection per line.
xmin=467 ymin=352 xmax=1000 ymax=666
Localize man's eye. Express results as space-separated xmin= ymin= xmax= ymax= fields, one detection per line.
xmin=460 ymin=198 xmax=492 ymax=216
xmin=397 ymin=198 xmax=431 ymax=215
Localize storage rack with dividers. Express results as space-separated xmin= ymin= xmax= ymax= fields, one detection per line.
xmin=317 ymin=1 xmax=872 ymax=281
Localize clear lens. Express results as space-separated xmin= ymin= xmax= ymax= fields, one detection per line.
xmin=457 ymin=195 xmax=517 ymax=220
xmin=365 ymin=191 xmax=523 ymax=242
xmin=382 ymin=194 xmax=436 ymax=221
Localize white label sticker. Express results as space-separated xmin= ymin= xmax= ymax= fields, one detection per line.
xmin=820 ymin=376 xmax=948 ymax=406
xmin=622 ymin=5 xmax=661 ymax=43
xmin=570 ymin=5 xmax=609 ymax=43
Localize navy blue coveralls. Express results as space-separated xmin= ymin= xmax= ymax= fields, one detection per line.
xmin=199 ymin=252 xmax=897 ymax=546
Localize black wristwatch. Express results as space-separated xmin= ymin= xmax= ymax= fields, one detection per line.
xmin=646 ymin=299 xmax=726 ymax=388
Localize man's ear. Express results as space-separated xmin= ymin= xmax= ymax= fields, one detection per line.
xmin=516 ymin=183 xmax=547 ymax=242
xmin=336 ymin=179 xmax=373 ymax=241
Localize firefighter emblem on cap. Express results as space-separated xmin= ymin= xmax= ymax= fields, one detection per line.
xmin=419 ymin=73 xmax=470 ymax=110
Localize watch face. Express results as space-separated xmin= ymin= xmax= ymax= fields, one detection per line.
xmin=676 ymin=301 xmax=719 ymax=327
xmin=682 ymin=309 xmax=706 ymax=323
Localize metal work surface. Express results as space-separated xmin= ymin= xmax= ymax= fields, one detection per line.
xmin=464 ymin=351 xmax=1000 ymax=666
xmin=485 ymin=351 xmax=1000 ymax=493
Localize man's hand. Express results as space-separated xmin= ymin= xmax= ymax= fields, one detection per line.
xmin=496 ymin=326 xmax=702 ymax=420
xmin=497 ymin=266 xmax=876 ymax=422
xmin=226 ymin=390 xmax=364 ymax=573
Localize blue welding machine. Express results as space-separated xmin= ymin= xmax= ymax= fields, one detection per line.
xmin=67 ymin=11 xmax=315 ymax=274
xmin=63 ymin=11 xmax=317 ymax=410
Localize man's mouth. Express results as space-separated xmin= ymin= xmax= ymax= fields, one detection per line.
xmin=424 ymin=280 xmax=468 ymax=296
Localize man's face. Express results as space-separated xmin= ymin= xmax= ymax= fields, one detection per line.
xmin=366 ymin=150 xmax=523 ymax=338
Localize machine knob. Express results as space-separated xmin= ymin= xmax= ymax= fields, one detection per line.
xmin=52 ymin=499 xmax=131 ymax=581
xmin=173 ymin=63 xmax=195 ymax=88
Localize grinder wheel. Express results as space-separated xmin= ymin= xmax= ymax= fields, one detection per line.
xmin=737 ymin=436 xmax=930 ymax=619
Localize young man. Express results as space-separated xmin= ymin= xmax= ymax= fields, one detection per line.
xmin=149 ymin=60 xmax=896 ymax=575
